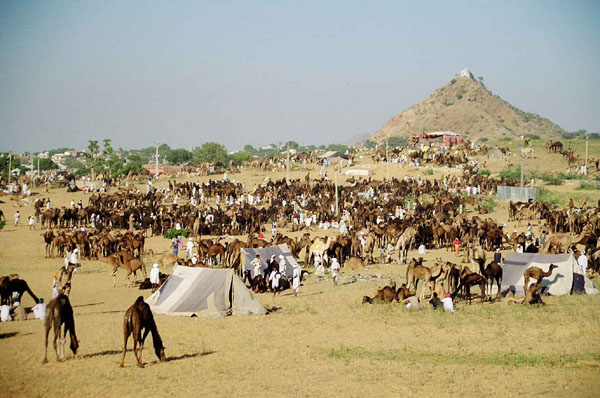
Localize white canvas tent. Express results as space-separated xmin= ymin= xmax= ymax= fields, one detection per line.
xmin=146 ymin=266 xmax=266 ymax=317
xmin=242 ymin=244 xmax=300 ymax=278
xmin=501 ymin=253 xmax=598 ymax=296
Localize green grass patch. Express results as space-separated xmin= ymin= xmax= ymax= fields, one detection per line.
xmin=480 ymin=196 xmax=498 ymax=212
xmin=423 ymin=168 xmax=434 ymax=176
xmin=327 ymin=346 xmax=600 ymax=368
xmin=500 ymin=167 xmax=521 ymax=179
xmin=576 ymin=182 xmax=600 ymax=190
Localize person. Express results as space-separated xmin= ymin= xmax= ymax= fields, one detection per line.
xmin=251 ymin=255 xmax=263 ymax=278
xmin=0 ymin=304 xmax=11 ymax=322
xmin=516 ymin=244 xmax=524 ymax=253
xmin=28 ymin=214 xmax=35 ymax=230
xmin=177 ymin=237 xmax=183 ymax=253
xmin=331 ymin=257 xmax=340 ymax=286
xmin=69 ymin=248 xmax=79 ymax=267
xmin=278 ymin=255 xmax=286 ymax=274
xmin=494 ymin=248 xmax=502 ymax=264
xmin=269 ymin=267 xmax=281 ymax=296
xmin=46 ymin=198 xmax=51 ymax=210
xmin=429 ymin=292 xmax=442 ymax=310
xmin=191 ymin=255 xmax=198 ymax=265
xmin=31 ymin=299 xmax=46 ymax=320
xmin=540 ymin=230 xmax=547 ymax=247
xmin=150 ymin=263 xmax=161 ymax=292
xmin=186 ymin=239 xmax=194 ymax=259
xmin=292 ymin=264 xmax=301 ymax=297
xmin=578 ymin=250 xmax=588 ymax=274
xmin=405 ymin=295 xmax=419 ymax=310
xmin=70 ymin=199 xmax=75 ymax=209
xmin=171 ymin=238 xmax=178 ymax=256
xmin=526 ymin=223 xmax=534 ymax=239
xmin=14 ymin=210 xmax=20 ymax=226
xmin=418 ymin=244 xmax=426 ymax=255
xmin=52 ymin=272 xmax=59 ymax=299
xmin=441 ymin=293 xmax=456 ymax=312
xmin=453 ymin=238 xmax=461 ymax=256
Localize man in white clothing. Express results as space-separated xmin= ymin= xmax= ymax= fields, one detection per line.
xmin=186 ymin=239 xmax=194 ymax=259
xmin=292 ymin=264 xmax=301 ymax=297
xmin=578 ymin=250 xmax=588 ymax=274
xmin=150 ymin=263 xmax=161 ymax=292
xmin=251 ymin=255 xmax=263 ymax=279
xmin=331 ymin=257 xmax=340 ymax=286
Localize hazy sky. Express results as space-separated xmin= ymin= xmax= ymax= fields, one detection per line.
xmin=1 ymin=1 xmax=599 ymax=152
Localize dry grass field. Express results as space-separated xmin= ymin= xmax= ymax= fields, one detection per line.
xmin=1 ymin=144 xmax=600 ymax=397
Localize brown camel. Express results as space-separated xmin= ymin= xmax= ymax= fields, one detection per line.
xmin=523 ymin=264 xmax=558 ymax=293
xmin=405 ymin=258 xmax=433 ymax=300
xmin=43 ymin=294 xmax=79 ymax=363
xmin=452 ymin=272 xmax=486 ymax=304
xmin=395 ymin=227 xmax=417 ymax=264
xmin=344 ymin=256 xmax=365 ymax=270
xmin=478 ymin=260 xmax=503 ymax=299
xmin=147 ymin=249 xmax=179 ymax=268
xmin=542 ymin=227 xmax=591 ymax=253
xmin=120 ymin=296 xmax=166 ymax=368
xmin=105 ymin=251 xmax=147 ymax=287
xmin=505 ymin=283 xmax=546 ymax=305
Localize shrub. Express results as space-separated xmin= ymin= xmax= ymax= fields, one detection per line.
xmin=576 ymin=182 xmax=599 ymax=190
xmin=480 ymin=137 xmax=489 ymax=142
xmin=481 ymin=196 xmax=497 ymax=212
xmin=451 ymin=79 xmax=456 ymax=84
xmin=478 ymin=169 xmax=491 ymax=176
xmin=424 ymin=168 xmax=434 ymax=175
xmin=456 ymin=94 xmax=463 ymax=100
xmin=524 ymin=134 xmax=540 ymax=140
xmin=500 ymin=167 xmax=521 ymax=179
xmin=166 ymin=228 xmax=190 ymax=239
xmin=536 ymin=188 xmax=561 ymax=206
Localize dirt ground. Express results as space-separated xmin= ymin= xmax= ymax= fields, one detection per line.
xmin=1 ymin=149 xmax=600 ymax=397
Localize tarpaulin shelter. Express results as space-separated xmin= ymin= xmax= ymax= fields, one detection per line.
xmin=501 ymin=253 xmax=598 ymax=296
xmin=146 ymin=266 xmax=266 ymax=317
xmin=242 ymin=244 xmax=300 ymax=278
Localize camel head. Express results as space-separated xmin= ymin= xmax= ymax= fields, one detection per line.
xmin=70 ymin=338 xmax=79 ymax=356
xmin=549 ymin=264 xmax=558 ymax=272
xmin=156 ymin=346 xmax=166 ymax=362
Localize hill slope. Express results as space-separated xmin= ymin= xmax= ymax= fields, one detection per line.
xmin=372 ymin=73 xmax=564 ymax=142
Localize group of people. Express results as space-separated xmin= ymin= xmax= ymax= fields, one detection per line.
xmin=250 ymin=254 xmax=302 ymax=296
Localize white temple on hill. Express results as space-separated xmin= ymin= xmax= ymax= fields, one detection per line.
xmin=457 ymin=68 xmax=473 ymax=78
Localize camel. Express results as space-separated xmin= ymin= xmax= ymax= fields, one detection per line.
xmin=505 ymin=283 xmax=546 ymax=305
xmin=147 ymin=249 xmax=179 ymax=268
xmin=523 ymin=264 xmax=558 ymax=293
xmin=308 ymin=236 xmax=332 ymax=266
xmin=344 ymin=256 xmax=365 ymax=270
xmin=363 ymin=282 xmax=411 ymax=304
xmin=42 ymin=230 xmax=55 ymax=257
xmin=0 ymin=275 xmax=39 ymax=306
xmin=395 ymin=227 xmax=417 ymax=264
xmin=43 ymin=294 xmax=79 ymax=363
xmin=543 ymin=227 xmax=591 ymax=253
xmin=104 ymin=251 xmax=147 ymax=287
xmin=405 ymin=258 xmax=433 ymax=300
xmin=202 ymin=244 xmax=225 ymax=266
xmin=477 ymin=260 xmax=503 ymax=299
xmin=452 ymin=271 xmax=486 ymax=304
xmin=120 ymin=296 xmax=166 ymax=368
xmin=244 ymin=270 xmax=267 ymax=293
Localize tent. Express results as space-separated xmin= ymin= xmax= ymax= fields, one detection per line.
xmin=146 ymin=266 xmax=266 ymax=317
xmin=242 ymin=244 xmax=300 ymax=278
xmin=501 ymin=253 xmax=598 ymax=296
xmin=486 ymin=147 xmax=503 ymax=160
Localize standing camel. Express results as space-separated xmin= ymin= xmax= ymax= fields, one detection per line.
xmin=405 ymin=258 xmax=433 ymax=300
xmin=120 ymin=296 xmax=166 ymax=368
xmin=523 ymin=264 xmax=558 ymax=293
xmin=104 ymin=251 xmax=147 ymax=287
xmin=395 ymin=227 xmax=417 ymax=265
xmin=43 ymin=294 xmax=79 ymax=363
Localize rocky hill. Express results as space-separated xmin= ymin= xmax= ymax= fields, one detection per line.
xmin=371 ymin=70 xmax=564 ymax=142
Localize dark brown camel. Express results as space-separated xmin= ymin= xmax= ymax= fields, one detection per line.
xmin=120 ymin=296 xmax=166 ymax=368
xmin=523 ymin=264 xmax=558 ymax=293
xmin=452 ymin=272 xmax=487 ymax=304
xmin=43 ymin=294 xmax=79 ymax=363
xmin=478 ymin=261 xmax=503 ymax=299
xmin=0 ymin=275 xmax=39 ymax=306
xmin=105 ymin=251 xmax=147 ymax=287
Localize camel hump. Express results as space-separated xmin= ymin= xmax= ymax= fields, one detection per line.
xmin=134 ymin=296 xmax=145 ymax=305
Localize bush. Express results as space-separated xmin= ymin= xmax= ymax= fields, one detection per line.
xmin=524 ymin=134 xmax=540 ymax=140
xmin=165 ymin=228 xmax=190 ymax=239
xmin=480 ymin=137 xmax=489 ymax=142
xmin=576 ymin=182 xmax=599 ymax=190
xmin=561 ymin=132 xmax=577 ymax=140
xmin=424 ymin=168 xmax=434 ymax=176
xmin=481 ymin=196 xmax=497 ymax=212
xmin=456 ymin=94 xmax=463 ymax=100
xmin=478 ymin=169 xmax=491 ymax=176
xmin=500 ymin=167 xmax=521 ymax=179
xmin=536 ymin=188 xmax=561 ymax=206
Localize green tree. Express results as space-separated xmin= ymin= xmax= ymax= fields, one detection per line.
xmin=0 ymin=153 xmax=22 ymax=178
xmin=285 ymin=141 xmax=299 ymax=150
xmin=166 ymin=148 xmax=193 ymax=165
xmin=364 ymin=140 xmax=377 ymax=149
xmin=387 ymin=137 xmax=407 ymax=147
xmin=243 ymin=144 xmax=255 ymax=153
xmin=33 ymin=158 xmax=59 ymax=171
xmin=193 ymin=142 xmax=228 ymax=164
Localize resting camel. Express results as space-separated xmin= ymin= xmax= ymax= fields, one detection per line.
xmin=244 ymin=270 xmax=267 ymax=293
xmin=43 ymin=294 xmax=79 ymax=363
xmin=120 ymin=296 xmax=166 ymax=368
xmin=405 ymin=258 xmax=433 ymax=300
xmin=523 ymin=264 xmax=558 ymax=293
xmin=362 ymin=283 xmax=411 ymax=304
xmin=147 ymin=249 xmax=179 ymax=268
xmin=105 ymin=251 xmax=147 ymax=287
xmin=505 ymin=283 xmax=546 ymax=305
xmin=0 ymin=275 xmax=39 ymax=306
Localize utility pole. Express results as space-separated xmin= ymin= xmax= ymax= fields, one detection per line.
xmin=386 ymin=140 xmax=390 ymax=181
xmin=8 ymin=152 xmax=12 ymax=184
xmin=155 ymin=142 xmax=160 ymax=178
xmin=334 ymin=166 xmax=339 ymax=217
xmin=520 ymin=157 xmax=524 ymax=201
xmin=286 ymin=143 xmax=290 ymax=184
xmin=584 ymin=134 xmax=589 ymax=176
xmin=37 ymin=158 xmax=40 ymax=175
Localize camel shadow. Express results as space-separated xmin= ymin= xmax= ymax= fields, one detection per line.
xmin=81 ymin=349 xmax=122 ymax=359
xmin=73 ymin=302 xmax=104 ymax=308
xmin=0 ymin=332 xmax=19 ymax=339
xmin=165 ymin=351 xmax=215 ymax=363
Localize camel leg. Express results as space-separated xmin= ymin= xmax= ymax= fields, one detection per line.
xmin=132 ymin=333 xmax=143 ymax=368
xmin=42 ymin=318 xmax=51 ymax=363
xmin=53 ymin=321 xmax=61 ymax=361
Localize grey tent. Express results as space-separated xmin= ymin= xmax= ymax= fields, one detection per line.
xmin=486 ymin=147 xmax=503 ymax=160
xmin=501 ymin=253 xmax=598 ymax=296
xmin=146 ymin=266 xmax=266 ymax=317
xmin=242 ymin=243 xmax=300 ymax=278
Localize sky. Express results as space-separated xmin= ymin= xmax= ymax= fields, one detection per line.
xmin=1 ymin=0 xmax=599 ymax=153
